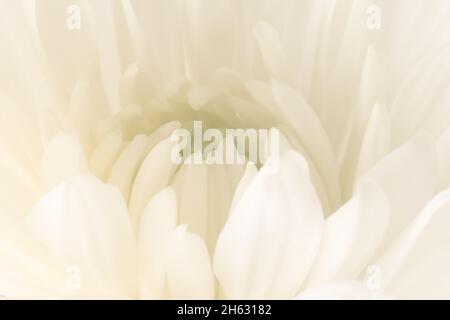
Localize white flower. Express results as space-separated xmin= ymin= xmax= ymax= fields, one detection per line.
xmin=1 ymin=0 xmax=450 ymax=300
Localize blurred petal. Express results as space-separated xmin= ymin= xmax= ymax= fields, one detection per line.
xmin=358 ymin=134 xmax=438 ymax=250
xmin=41 ymin=132 xmax=88 ymax=190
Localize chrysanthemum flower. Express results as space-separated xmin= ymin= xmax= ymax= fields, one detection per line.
xmin=1 ymin=0 xmax=450 ymax=299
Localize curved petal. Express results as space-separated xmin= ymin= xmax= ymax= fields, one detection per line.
xmin=272 ymin=81 xmax=341 ymax=212
xmin=138 ymin=188 xmax=177 ymax=299
xmin=165 ymin=225 xmax=214 ymax=299
xmin=358 ymin=134 xmax=438 ymax=250
xmin=214 ymin=150 xmax=324 ymax=299
xmin=0 ymin=214 xmax=66 ymax=299
xmin=41 ymin=132 xmax=88 ymax=190
xmin=129 ymin=138 xmax=178 ymax=227
xmin=307 ymin=182 xmax=389 ymax=286
xmin=28 ymin=174 xmax=136 ymax=298
xmin=377 ymin=189 xmax=450 ymax=299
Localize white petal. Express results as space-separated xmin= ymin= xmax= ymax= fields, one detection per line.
xmin=172 ymin=138 xmax=246 ymax=252
xmin=108 ymin=134 xmax=150 ymax=201
xmin=171 ymin=159 xmax=208 ymax=241
xmin=338 ymin=46 xmax=383 ymax=199
xmin=437 ymin=125 xmax=450 ymax=190
xmin=129 ymin=138 xmax=178 ymax=226
xmin=138 ymin=188 xmax=177 ymax=299
xmin=165 ymin=226 xmax=214 ymax=299
xmin=307 ymin=182 xmax=389 ymax=286
xmin=67 ymin=71 xmax=110 ymax=151
xmin=0 ymin=145 xmax=40 ymax=218
xmin=28 ymin=174 xmax=136 ymax=298
xmin=390 ymin=45 xmax=450 ymax=147
xmin=89 ymin=129 xmax=124 ymax=181
xmin=214 ymin=151 xmax=323 ymax=299
xmin=272 ymin=81 xmax=341 ymax=212
xmin=33 ymin=0 xmax=96 ymax=96
xmin=41 ymin=132 xmax=88 ymax=190
xmin=377 ymin=189 xmax=450 ymax=299
xmin=230 ymin=162 xmax=257 ymax=212
xmin=86 ymin=0 xmax=123 ymax=114
xmin=0 ymin=214 xmax=66 ymax=299
xmin=0 ymin=90 xmax=41 ymax=175
xmin=358 ymin=134 xmax=438 ymax=249
xmin=253 ymin=21 xmax=288 ymax=80
xmin=355 ymin=104 xmax=391 ymax=179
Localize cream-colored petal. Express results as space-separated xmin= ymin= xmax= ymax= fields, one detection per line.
xmin=171 ymin=158 xmax=208 ymax=241
xmin=253 ymin=21 xmax=288 ymax=81
xmin=129 ymin=138 xmax=178 ymax=227
xmin=437 ymin=125 xmax=450 ymax=190
xmin=67 ymin=70 xmax=110 ymax=152
xmin=272 ymin=81 xmax=341 ymax=212
xmin=0 ymin=90 xmax=42 ymax=175
xmin=307 ymin=182 xmax=389 ymax=286
xmin=138 ymin=188 xmax=177 ymax=299
xmin=28 ymin=174 xmax=136 ymax=298
xmin=33 ymin=0 xmax=96 ymax=98
xmin=358 ymin=134 xmax=438 ymax=250
xmin=0 ymin=214 xmax=66 ymax=299
xmin=165 ymin=225 xmax=214 ymax=299
xmin=41 ymin=132 xmax=88 ymax=190
xmin=390 ymin=44 xmax=450 ymax=147
xmin=0 ymin=145 xmax=40 ymax=218
xmin=230 ymin=162 xmax=258 ymax=212
xmin=89 ymin=129 xmax=124 ymax=181
xmin=377 ymin=189 xmax=450 ymax=299
xmin=214 ymin=151 xmax=323 ymax=299
xmin=108 ymin=134 xmax=150 ymax=201
xmin=355 ymin=104 xmax=391 ymax=179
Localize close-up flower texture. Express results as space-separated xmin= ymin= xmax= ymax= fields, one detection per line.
xmin=1 ymin=0 xmax=450 ymax=300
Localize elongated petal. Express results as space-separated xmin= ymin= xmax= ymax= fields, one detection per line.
xmin=89 ymin=129 xmax=124 ymax=181
xmin=377 ymin=190 xmax=450 ymax=299
xmin=272 ymin=81 xmax=341 ymax=211
xmin=165 ymin=226 xmax=214 ymax=299
xmin=138 ymin=188 xmax=177 ymax=299
xmin=28 ymin=174 xmax=136 ymax=298
xmin=358 ymin=134 xmax=438 ymax=250
xmin=41 ymin=132 xmax=88 ymax=190
xmin=108 ymin=134 xmax=150 ymax=201
xmin=129 ymin=138 xmax=178 ymax=227
xmin=0 ymin=214 xmax=66 ymax=299
xmin=214 ymin=150 xmax=323 ymax=299
xmin=355 ymin=104 xmax=391 ymax=179
xmin=0 ymin=145 xmax=40 ymax=218
xmin=307 ymin=182 xmax=389 ymax=286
